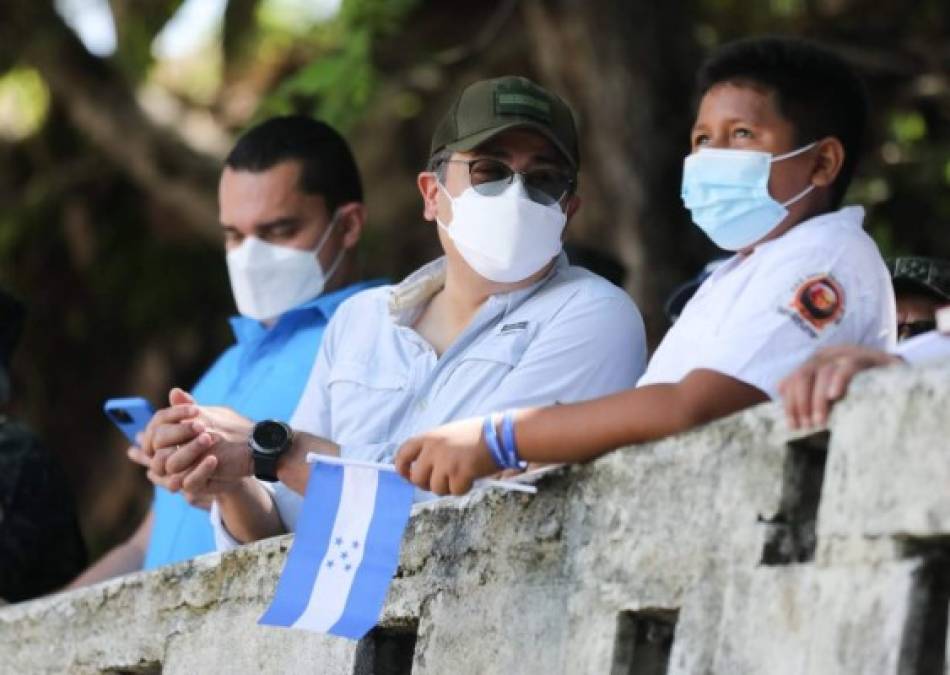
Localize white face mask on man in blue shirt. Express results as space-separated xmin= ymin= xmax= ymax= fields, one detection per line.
xmin=436 ymin=177 xmax=567 ymax=284
xmin=681 ymin=142 xmax=817 ymax=251
xmin=226 ymin=211 xmax=343 ymax=322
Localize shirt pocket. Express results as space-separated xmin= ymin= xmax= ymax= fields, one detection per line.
xmin=326 ymin=360 xmax=408 ymax=443
xmin=438 ymin=322 xmax=537 ymax=399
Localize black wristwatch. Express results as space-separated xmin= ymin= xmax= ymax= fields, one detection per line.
xmin=249 ymin=420 xmax=293 ymax=482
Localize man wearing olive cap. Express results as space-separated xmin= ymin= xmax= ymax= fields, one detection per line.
xmin=143 ymin=76 xmax=647 ymax=545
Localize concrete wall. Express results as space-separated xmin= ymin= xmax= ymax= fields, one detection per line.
xmin=2 ymin=361 xmax=948 ymax=675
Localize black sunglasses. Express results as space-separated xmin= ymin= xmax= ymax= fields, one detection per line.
xmin=442 ymin=158 xmax=575 ymax=207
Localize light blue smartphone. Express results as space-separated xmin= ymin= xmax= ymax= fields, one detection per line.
xmin=103 ymin=397 xmax=155 ymax=445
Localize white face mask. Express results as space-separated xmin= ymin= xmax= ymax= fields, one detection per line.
xmin=226 ymin=212 xmax=343 ymax=322
xmin=436 ymin=178 xmax=567 ymax=283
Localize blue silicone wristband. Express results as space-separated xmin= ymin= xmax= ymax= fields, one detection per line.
xmin=500 ymin=411 xmax=525 ymax=469
xmin=483 ymin=414 xmax=507 ymax=470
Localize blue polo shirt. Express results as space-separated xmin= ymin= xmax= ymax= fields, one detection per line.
xmin=143 ymin=280 xmax=382 ymax=570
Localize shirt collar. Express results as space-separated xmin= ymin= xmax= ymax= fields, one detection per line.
xmin=387 ymin=253 xmax=568 ymax=327
xmin=703 ymin=205 xmax=867 ymax=288
xmin=229 ymin=279 xmax=385 ymax=344
xmin=797 ymin=204 xmax=865 ymax=230
xmin=742 ymin=204 xmax=866 ymax=262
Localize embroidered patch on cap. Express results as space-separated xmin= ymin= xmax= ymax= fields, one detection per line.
xmin=790 ymin=275 xmax=845 ymax=330
xmin=494 ymin=81 xmax=552 ymax=123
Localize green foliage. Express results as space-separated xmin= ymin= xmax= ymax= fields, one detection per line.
xmin=0 ymin=66 xmax=50 ymax=141
xmin=338 ymin=0 xmax=420 ymax=33
xmin=108 ymin=0 xmax=185 ymax=83
xmin=890 ymin=111 xmax=927 ymax=145
xmin=768 ymin=0 xmax=804 ymax=18
xmin=255 ymin=0 xmax=420 ymax=132
xmin=259 ymin=27 xmax=376 ymax=130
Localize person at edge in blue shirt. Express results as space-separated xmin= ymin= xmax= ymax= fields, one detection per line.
xmin=66 ymin=115 xmax=382 ymax=587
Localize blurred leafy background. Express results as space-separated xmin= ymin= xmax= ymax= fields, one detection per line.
xmin=0 ymin=0 xmax=946 ymax=556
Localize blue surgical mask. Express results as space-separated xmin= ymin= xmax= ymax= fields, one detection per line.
xmin=681 ymin=142 xmax=817 ymax=251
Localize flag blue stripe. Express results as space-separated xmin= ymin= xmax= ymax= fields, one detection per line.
xmin=259 ymin=463 xmax=344 ymax=627
xmin=328 ymin=470 xmax=414 ymax=639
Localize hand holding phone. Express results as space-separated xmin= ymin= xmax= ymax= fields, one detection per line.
xmin=103 ymin=397 xmax=156 ymax=445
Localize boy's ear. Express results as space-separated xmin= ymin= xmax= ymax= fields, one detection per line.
xmin=810 ymin=137 xmax=846 ymax=189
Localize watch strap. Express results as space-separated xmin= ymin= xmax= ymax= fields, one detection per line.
xmin=253 ymin=452 xmax=280 ymax=482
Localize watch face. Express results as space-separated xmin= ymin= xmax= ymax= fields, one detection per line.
xmin=253 ymin=421 xmax=289 ymax=454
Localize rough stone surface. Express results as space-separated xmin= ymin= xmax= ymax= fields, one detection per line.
xmin=710 ymin=562 xmax=923 ymax=675
xmin=1 ymin=362 xmax=948 ymax=674
xmin=818 ymin=361 xmax=950 ymax=543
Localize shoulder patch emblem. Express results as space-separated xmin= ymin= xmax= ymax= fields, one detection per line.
xmin=790 ymin=275 xmax=845 ymax=330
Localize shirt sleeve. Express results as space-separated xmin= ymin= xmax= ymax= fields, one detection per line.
xmin=893 ymin=331 xmax=950 ymax=366
xmin=209 ymin=481 xmax=281 ymax=551
xmin=209 ymin=499 xmax=240 ymax=551
xmin=693 ymin=247 xmax=892 ymax=399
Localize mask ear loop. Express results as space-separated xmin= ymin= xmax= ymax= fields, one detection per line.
xmin=313 ymin=209 xmax=340 ymax=254
xmin=780 ymin=183 xmax=816 ymax=208
xmin=316 ymin=208 xmax=346 ymax=284
xmin=771 ymin=141 xmax=818 ymax=163
xmin=771 ymin=141 xmax=819 ymax=208
xmin=434 ymin=181 xmax=457 ymax=232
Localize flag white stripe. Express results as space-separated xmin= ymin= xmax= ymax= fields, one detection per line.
xmin=291 ymin=465 xmax=379 ymax=631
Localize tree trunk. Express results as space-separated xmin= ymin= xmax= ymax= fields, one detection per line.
xmin=0 ymin=1 xmax=221 ymax=240
xmin=522 ymin=0 xmax=715 ymax=343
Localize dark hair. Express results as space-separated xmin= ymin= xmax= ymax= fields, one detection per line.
xmin=225 ymin=115 xmax=363 ymax=213
xmin=695 ymin=36 xmax=868 ymax=207
xmin=426 ymin=148 xmax=452 ymax=182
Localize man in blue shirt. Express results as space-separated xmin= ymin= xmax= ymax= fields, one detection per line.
xmin=68 ymin=115 xmax=380 ymax=587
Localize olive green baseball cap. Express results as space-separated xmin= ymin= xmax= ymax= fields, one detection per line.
xmin=887 ymin=256 xmax=950 ymax=302
xmin=430 ymin=76 xmax=579 ymax=171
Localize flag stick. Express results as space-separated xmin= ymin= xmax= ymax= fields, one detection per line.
xmin=306 ymin=453 xmax=538 ymax=494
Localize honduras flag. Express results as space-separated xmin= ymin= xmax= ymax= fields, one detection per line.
xmin=259 ymin=456 xmax=414 ymax=639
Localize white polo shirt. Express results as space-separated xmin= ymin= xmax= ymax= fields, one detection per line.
xmin=639 ymin=206 xmax=897 ymax=399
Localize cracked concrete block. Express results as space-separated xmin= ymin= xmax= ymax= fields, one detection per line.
xmin=711 ymin=561 xmax=928 ymax=675
xmin=818 ymin=361 xmax=950 ymax=544
xmin=162 ymin=609 xmax=357 ymax=675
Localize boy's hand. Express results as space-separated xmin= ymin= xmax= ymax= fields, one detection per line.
xmin=394 ymin=418 xmax=499 ymax=496
xmin=778 ymin=345 xmax=902 ymax=430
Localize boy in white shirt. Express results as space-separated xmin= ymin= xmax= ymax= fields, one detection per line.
xmin=394 ymin=36 xmax=898 ymax=494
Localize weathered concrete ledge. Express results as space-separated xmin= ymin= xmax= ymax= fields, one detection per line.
xmin=2 ymin=361 xmax=949 ymax=674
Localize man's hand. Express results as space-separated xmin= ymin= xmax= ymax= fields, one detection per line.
xmin=777 ymin=345 xmax=903 ymax=430
xmin=145 ymin=387 xmax=253 ymax=474
xmin=127 ymin=443 xmax=150 ymax=468
xmin=394 ymin=417 xmax=499 ymax=496
xmin=145 ymin=434 xmax=254 ymax=508
xmin=138 ymin=388 xmax=202 ymax=460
